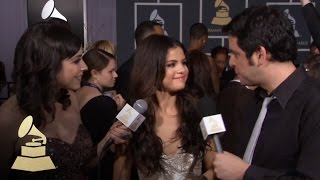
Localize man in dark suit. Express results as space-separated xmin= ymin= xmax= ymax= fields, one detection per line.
xmin=218 ymin=76 xmax=255 ymax=155
xmin=213 ymin=6 xmax=320 ymax=180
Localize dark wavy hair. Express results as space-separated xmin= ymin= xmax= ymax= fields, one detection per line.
xmin=130 ymin=35 xmax=205 ymax=175
xmin=13 ymin=21 xmax=82 ymax=128
xmin=82 ymin=48 xmax=115 ymax=81
xmin=223 ymin=6 xmax=297 ymax=62
xmin=187 ymin=50 xmax=216 ymax=98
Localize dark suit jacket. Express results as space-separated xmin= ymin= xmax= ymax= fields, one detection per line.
xmin=217 ymin=80 xmax=255 ymax=155
xmin=114 ymin=54 xmax=134 ymax=102
xmin=219 ymin=68 xmax=235 ymax=91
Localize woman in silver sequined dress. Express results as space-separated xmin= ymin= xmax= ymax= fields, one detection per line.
xmin=123 ymin=35 xmax=216 ymax=180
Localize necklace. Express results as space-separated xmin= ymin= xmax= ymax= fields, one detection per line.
xmin=82 ymin=82 xmax=103 ymax=93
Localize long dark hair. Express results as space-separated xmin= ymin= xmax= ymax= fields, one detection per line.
xmin=13 ymin=21 xmax=82 ymax=128
xmin=130 ymin=35 xmax=205 ymax=175
xmin=187 ymin=50 xmax=216 ymax=98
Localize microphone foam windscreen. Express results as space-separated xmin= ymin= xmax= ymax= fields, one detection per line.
xmin=133 ymin=99 xmax=148 ymax=114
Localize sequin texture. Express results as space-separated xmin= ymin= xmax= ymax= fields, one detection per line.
xmin=138 ymin=151 xmax=202 ymax=180
xmin=10 ymin=125 xmax=92 ymax=179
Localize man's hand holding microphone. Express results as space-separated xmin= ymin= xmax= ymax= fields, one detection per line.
xmin=198 ymin=96 xmax=249 ymax=180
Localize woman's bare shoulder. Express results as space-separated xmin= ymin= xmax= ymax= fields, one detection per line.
xmin=74 ymin=87 xmax=101 ymax=109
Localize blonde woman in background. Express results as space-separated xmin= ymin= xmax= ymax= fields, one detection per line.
xmin=88 ymin=40 xmax=116 ymax=56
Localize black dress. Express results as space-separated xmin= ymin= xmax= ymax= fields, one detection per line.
xmin=10 ymin=125 xmax=93 ymax=180
xmin=80 ymin=95 xmax=118 ymax=180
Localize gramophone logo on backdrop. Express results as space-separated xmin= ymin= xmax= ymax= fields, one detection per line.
xmin=203 ymin=0 xmax=243 ymax=35
xmin=41 ymin=0 xmax=67 ymax=21
xmin=211 ymin=0 xmax=231 ymax=26
xmin=135 ymin=3 xmax=181 ymax=42
xmin=27 ymin=0 xmax=85 ymax=43
xmin=150 ymin=9 xmax=168 ymax=35
xmin=11 ymin=116 xmax=56 ymax=172
xmin=283 ymin=9 xmax=300 ymax=37
xmin=265 ymin=2 xmax=310 ymax=50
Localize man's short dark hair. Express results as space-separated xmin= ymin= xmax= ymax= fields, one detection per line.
xmin=189 ymin=23 xmax=208 ymax=40
xmin=223 ymin=6 xmax=297 ymax=62
xmin=135 ymin=21 xmax=162 ymax=46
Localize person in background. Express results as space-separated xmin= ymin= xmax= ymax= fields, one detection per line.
xmin=300 ymin=0 xmax=320 ymax=53
xmin=217 ymin=74 xmax=255 ymax=157
xmin=87 ymin=40 xmax=116 ymax=56
xmin=188 ymin=23 xmax=208 ymax=51
xmin=211 ymin=46 xmax=235 ymax=91
xmin=115 ymin=21 xmax=164 ymax=102
xmin=309 ymin=41 xmax=320 ymax=55
xmin=213 ymin=6 xmax=320 ymax=179
xmin=76 ymin=48 xmax=128 ymax=179
xmin=0 ymin=21 xmax=128 ymax=179
xmin=126 ymin=35 xmax=215 ymax=179
xmin=87 ymin=40 xmax=117 ymax=94
xmin=187 ymin=49 xmax=217 ymax=101
xmin=76 ymin=49 xmax=125 ymax=144
xmin=187 ymin=50 xmax=218 ymax=126
xmin=188 ymin=23 xmax=220 ymax=94
xmin=304 ymin=54 xmax=320 ymax=79
xmin=211 ymin=46 xmax=228 ymax=77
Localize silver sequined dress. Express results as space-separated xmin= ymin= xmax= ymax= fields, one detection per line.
xmin=138 ymin=150 xmax=202 ymax=180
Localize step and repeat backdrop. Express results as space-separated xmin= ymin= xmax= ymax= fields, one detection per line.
xmin=117 ymin=0 xmax=316 ymax=65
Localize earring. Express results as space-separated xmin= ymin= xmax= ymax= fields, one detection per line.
xmin=93 ymin=78 xmax=98 ymax=84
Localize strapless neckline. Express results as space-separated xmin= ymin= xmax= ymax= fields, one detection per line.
xmin=46 ymin=125 xmax=85 ymax=145
xmin=11 ymin=124 xmax=93 ymax=179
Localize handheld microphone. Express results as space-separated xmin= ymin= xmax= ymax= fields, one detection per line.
xmin=116 ymin=99 xmax=148 ymax=132
xmin=198 ymin=96 xmax=226 ymax=153
xmin=101 ymin=99 xmax=148 ymax=154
